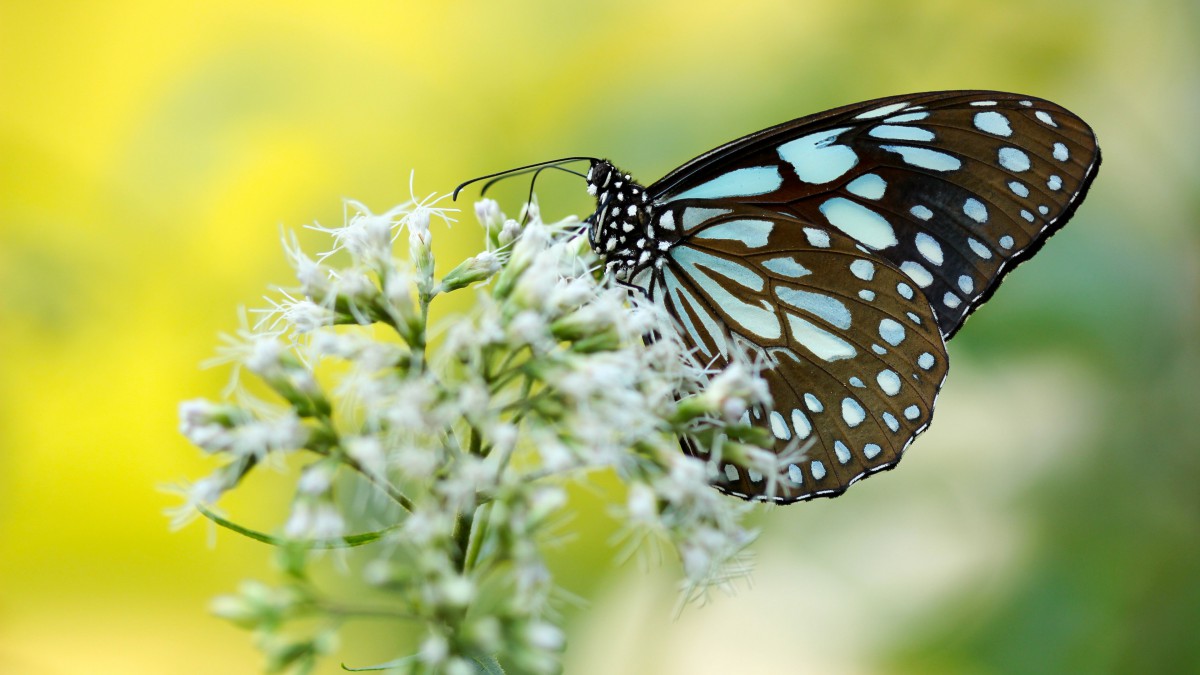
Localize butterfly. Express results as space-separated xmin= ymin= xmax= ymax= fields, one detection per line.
xmin=456 ymin=90 xmax=1100 ymax=504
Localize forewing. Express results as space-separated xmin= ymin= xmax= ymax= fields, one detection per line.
xmin=649 ymin=91 xmax=1101 ymax=338
xmin=646 ymin=205 xmax=949 ymax=502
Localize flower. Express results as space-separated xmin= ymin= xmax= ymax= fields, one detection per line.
xmin=175 ymin=190 xmax=769 ymax=673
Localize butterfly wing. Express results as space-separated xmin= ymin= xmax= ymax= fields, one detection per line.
xmin=648 ymin=90 xmax=1101 ymax=339
xmin=639 ymin=204 xmax=949 ymax=503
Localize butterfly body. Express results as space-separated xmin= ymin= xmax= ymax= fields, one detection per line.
xmin=574 ymin=91 xmax=1100 ymax=504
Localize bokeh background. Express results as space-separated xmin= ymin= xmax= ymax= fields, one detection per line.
xmin=2 ymin=1 xmax=1197 ymax=673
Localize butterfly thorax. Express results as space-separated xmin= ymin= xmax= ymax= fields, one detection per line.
xmin=585 ymin=160 xmax=669 ymax=283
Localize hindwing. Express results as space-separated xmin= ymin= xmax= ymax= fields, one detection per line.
xmin=641 ymin=204 xmax=949 ymax=502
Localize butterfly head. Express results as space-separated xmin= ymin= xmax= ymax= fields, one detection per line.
xmin=584 ymin=160 xmax=660 ymax=283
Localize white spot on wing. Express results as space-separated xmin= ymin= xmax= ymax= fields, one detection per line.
xmin=855 ymin=101 xmax=910 ymax=119
xmin=778 ymin=128 xmax=859 ymax=184
xmin=804 ymin=393 xmax=823 ymax=413
xmin=900 ymin=261 xmax=934 ymax=287
xmin=915 ymin=233 xmax=944 ymax=266
xmin=850 ymin=259 xmax=875 ymax=281
xmin=999 ymin=147 xmax=1031 ymax=172
xmin=819 ymin=197 xmax=898 ymax=249
xmin=841 ymin=398 xmax=866 ymax=427
xmin=804 ymin=228 xmax=830 ymax=248
xmin=667 ymin=166 xmax=784 ymax=202
xmin=695 ymin=219 xmax=775 ymax=247
xmin=791 ymin=409 xmax=812 ymax=438
xmin=968 ymin=237 xmax=992 ymax=259
xmin=1009 ymin=181 xmax=1030 ymax=198
xmin=879 ymin=318 xmax=906 ymax=346
xmin=881 ymin=145 xmax=962 ymax=172
xmin=810 ymin=460 xmax=827 ymax=480
xmin=776 ymin=287 xmax=852 ymax=329
xmin=973 ymin=111 xmax=1012 ymax=136
xmin=877 ymin=369 xmax=902 ymax=396
xmin=762 ymin=257 xmax=812 ymax=278
xmin=910 ymin=205 xmax=933 ymax=221
xmin=834 ymin=440 xmax=852 ymax=463
xmin=868 ymin=125 xmax=935 ymax=142
xmin=1053 ymin=142 xmax=1070 ymax=161
xmin=964 ymin=197 xmax=989 ymax=223
xmin=1035 ymin=110 xmax=1058 ymax=127
xmin=769 ymin=411 xmax=791 ymax=440
xmin=846 ymin=173 xmax=887 ymax=200
xmin=786 ymin=313 xmax=857 ymax=361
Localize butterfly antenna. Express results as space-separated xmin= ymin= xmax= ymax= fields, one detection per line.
xmin=478 ymin=164 xmax=586 ymax=197
xmin=452 ymin=156 xmax=598 ymax=200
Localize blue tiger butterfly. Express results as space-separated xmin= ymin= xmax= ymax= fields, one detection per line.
xmin=456 ymin=90 xmax=1100 ymax=503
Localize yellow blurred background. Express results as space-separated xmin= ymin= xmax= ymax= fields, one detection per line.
xmin=2 ymin=1 xmax=1197 ymax=673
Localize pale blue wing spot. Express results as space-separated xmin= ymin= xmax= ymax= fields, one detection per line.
xmin=791 ymin=409 xmax=812 ymax=438
xmin=910 ymin=204 xmax=934 ymax=221
xmin=804 ymin=393 xmax=824 ymax=413
xmin=879 ymin=318 xmax=906 ymax=346
xmin=958 ymin=275 xmax=974 ymax=294
xmin=918 ymin=352 xmax=935 ymax=370
xmin=681 ymin=207 xmax=732 ymax=231
xmin=769 ymin=411 xmax=791 ymax=440
xmin=849 ymin=376 xmax=865 ymax=388
xmin=810 ymin=460 xmax=827 ymax=480
xmin=1047 ymin=175 xmax=1063 ymax=191
xmin=904 ymin=405 xmax=921 ymax=420
xmin=914 ymin=233 xmax=944 ymax=266
xmin=777 ymin=128 xmax=859 ymax=184
xmin=880 ymin=145 xmax=962 ymax=172
xmin=999 ymin=235 xmax=1014 ymax=249
xmin=818 ymin=197 xmax=898 ymax=249
xmin=972 ymin=111 xmax=1012 ymax=137
xmin=858 ymin=289 xmax=876 ymax=301
xmin=694 ymin=219 xmax=775 ymax=248
xmin=762 ymin=256 xmax=812 ymax=278
xmin=747 ymin=469 xmax=763 ymax=483
xmin=667 ymin=166 xmax=783 ymax=202
xmin=834 ymin=440 xmax=852 ymax=463
xmin=671 ymin=247 xmax=781 ymax=340
xmin=906 ymin=311 xmax=922 ymax=325
xmin=884 ymin=111 xmax=931 ymax=123
xmin=943 ymin=292 xmax=962 ymax=309
xmin=850 ymin=259 xmax=875 ymax=281
xmin=1020 ymin=209 xmax=1035 ymax=222
xmin=841 ymin=398 xmax=866 ymax=428
xmin=899 ymin=261 xmax=933 ymax=287
xmin=868 ymin=125 xmax=935 ymax=142
xmin=963 ymin=197 xmax=988 ymax=223
xmin=1053 ymin=142 xmax=1069 ymax=161
xmin=968 ymin=237 xmax=992 ymax=259
xmin=776 ymin=287 xmax=851 ymax=329
xmin=845 ymin=173 xmax=887 ymax=200
xmin=1038 ymin=205 xmax=1050 ymax=215
xmin=804 ymin=227 xmax=830 ymax=248
xmin=724 ymin=464 xmax=739 ymax=482
xmin=864 ymin=443 xmax=882 ymax=459
xmin=876 ymin=369 xmax=902 ymax=396
xmin=998 ymin=147 xmax=1031 ymax=172
xmin=969 ymin=100 xmax=997 ymax=107
xmin=1035 ymin=110 xmax=1058 ymax=127
xmin=663 ymin=267 xmax=729 ymax=358
xmin=855 ymin=101 xmax=910 ymax=119
xmin=871 ymin=344 xmax=887 ymax=355
xmin=788 ymin=463 xmax=804 ymax=484
xmin=786 ymin=313 xmax=857 ymax=361
xmin=1008 ymin=181 xmax=1030 ymax=198
xmin=882 ymin=412 xmax=900 ymax=432
xmin=896 ymin=282 xmax=914 ymax=299
xmin=671 ymin=246 xmax=764 ymax=291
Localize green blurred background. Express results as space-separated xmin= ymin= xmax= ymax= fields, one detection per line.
xmin=2 ymin=1 xmax=1197 ymax=673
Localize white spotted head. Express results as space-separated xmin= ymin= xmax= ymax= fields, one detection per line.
xmin=585 ymin=160 xmax=657 ymax=281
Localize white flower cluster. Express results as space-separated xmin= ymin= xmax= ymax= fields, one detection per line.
xmin=175 ymin=192 xmax=782 ymax=674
